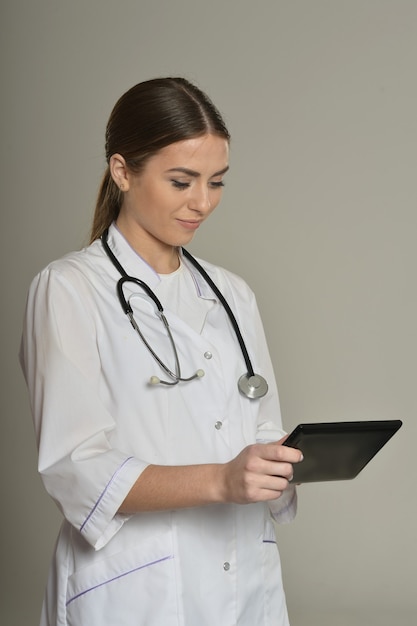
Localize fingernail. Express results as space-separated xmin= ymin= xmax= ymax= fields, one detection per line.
xmin=299 ymin=452 xmax=304 ymax=462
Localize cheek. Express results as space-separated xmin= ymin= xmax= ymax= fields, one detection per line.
xmin=137 ymin=193 xmax=169 ymax=223
xmin=151 ymin=188 xmax=181 ymax=212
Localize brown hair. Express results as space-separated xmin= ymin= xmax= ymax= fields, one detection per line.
xmin=90 ymin=77 xmax=230 ymax=242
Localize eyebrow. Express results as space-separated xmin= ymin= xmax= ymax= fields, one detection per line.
xmin=165 ymin=166 xmax=229 ymax=178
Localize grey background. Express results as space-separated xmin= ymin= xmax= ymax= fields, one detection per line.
xmin=1 ymin=1 xmax=416 ymax=624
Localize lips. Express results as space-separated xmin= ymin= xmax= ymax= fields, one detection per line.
xmin=177 ymin=219 xmax=201 ymax=230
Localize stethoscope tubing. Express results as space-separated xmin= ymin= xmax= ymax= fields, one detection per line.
xmin=181 ymin=248 xmax=255 ymax=379
xmin=101 ymin=228 xmax=267 ymax=398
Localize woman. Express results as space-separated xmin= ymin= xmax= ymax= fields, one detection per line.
xmin=20 ymin=77 xmax=302 ymax=626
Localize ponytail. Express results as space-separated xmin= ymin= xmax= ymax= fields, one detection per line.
xmin=89 ymin=167 xmax=122 ymax=243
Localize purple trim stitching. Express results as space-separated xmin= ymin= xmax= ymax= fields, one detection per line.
xmin=80 ymin=456 xmax=134 ymax=533
xmin=188 ymin=265 xmax=203 ymax=296
xmin=66 ymin=555 xmax=173 ymax=606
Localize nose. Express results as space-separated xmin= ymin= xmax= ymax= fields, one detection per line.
xmin=188 ymin=182 xmax=211 ymax=213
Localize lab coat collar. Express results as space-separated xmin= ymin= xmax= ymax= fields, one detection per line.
xmin=106 ymin=223 xmax=218 ymax=302
xmin=180 ymin=250 xmax=219 ymax=302
xmin=106 ymin=223 xmax=162 ymax=288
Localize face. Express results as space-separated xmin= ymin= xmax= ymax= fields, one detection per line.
xmin=112 ymin=134 xmax=229 ymax=271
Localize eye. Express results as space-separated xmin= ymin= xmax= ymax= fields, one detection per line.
xmin=209 ymin=180 xmax=225 ymax=189
xmin=171 ymin=180 xmax=190 ymax=190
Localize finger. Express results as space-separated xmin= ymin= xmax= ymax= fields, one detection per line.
xmin=263 ymin=460 xmax=294 ymax=480
xmin=248 ymin=476 xmax=289 ymax=500
xmin=261 ymin=474 xmax=291 ymax=494
xmin=283 ymin=446 xmax=304 ymax=463
xmin=277 ymin=434 xmax=289 ymax=445
xmin=277 ymin=435 xmax=304 ymax=461
xmin=262 ymin=442 xmax=303 ymax=464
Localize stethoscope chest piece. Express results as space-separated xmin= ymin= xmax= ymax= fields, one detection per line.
xmin=238 ymin=373 xmax=268 ymax=399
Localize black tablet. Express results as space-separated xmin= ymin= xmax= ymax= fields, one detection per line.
xmin=283 ymin=420 xmax=402 ymax=483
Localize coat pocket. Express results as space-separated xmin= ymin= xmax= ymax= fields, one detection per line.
xmin=66 ymin=530 xmax=178 ymax=625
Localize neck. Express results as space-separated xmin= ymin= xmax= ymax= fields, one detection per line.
xmin=115 ymin=218 xmax=180 ymax=274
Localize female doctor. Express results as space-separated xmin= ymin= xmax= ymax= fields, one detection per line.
xmin=20 ymin=77 xmax=303 ymax=626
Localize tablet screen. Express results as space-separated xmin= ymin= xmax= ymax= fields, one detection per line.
xmin=283 ymin=420 xmax=402 ymax=483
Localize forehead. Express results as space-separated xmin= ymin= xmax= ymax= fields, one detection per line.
xmin=148 ymin=134 xmax=229 ymax=171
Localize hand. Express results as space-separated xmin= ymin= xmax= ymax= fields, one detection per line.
xmin=221 ymin=437 xmax=303 ymax=505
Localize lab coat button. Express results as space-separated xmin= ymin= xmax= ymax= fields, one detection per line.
xmin=215 ymin=421 xmax=223 ymax=430
xmin=223 ymin=562 xmax=230 ymax=571
xmin=204 ymin=351 xmax=213 ymax=359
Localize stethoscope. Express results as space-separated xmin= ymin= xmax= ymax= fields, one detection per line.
xmin=101 ymin=228 xmax=268 ymax=399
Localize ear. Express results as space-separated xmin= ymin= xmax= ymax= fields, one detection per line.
xmin=109 ymin=154 xmax=130 ymax=192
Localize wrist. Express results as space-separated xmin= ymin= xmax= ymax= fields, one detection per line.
xmin=212 ymin=463 xmax=228 ymax=504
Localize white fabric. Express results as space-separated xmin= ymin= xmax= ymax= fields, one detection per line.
xmin=20 ymin=223 xmax=296 ymax=626
xmin=155 ymin=259 xmax=214 ymax=333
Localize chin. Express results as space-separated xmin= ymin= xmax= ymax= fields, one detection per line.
xmin=176 ymin=233 xmax=196 ymax=248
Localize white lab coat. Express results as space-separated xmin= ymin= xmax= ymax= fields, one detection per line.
xmin=20 ymin=223 xmax=297 ymax=626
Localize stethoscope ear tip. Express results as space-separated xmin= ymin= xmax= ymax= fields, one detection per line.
xmin=150 ymin=376 xmax=161 ymax=385
xmin=196 ymin=369 xmax=205 ymax=378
